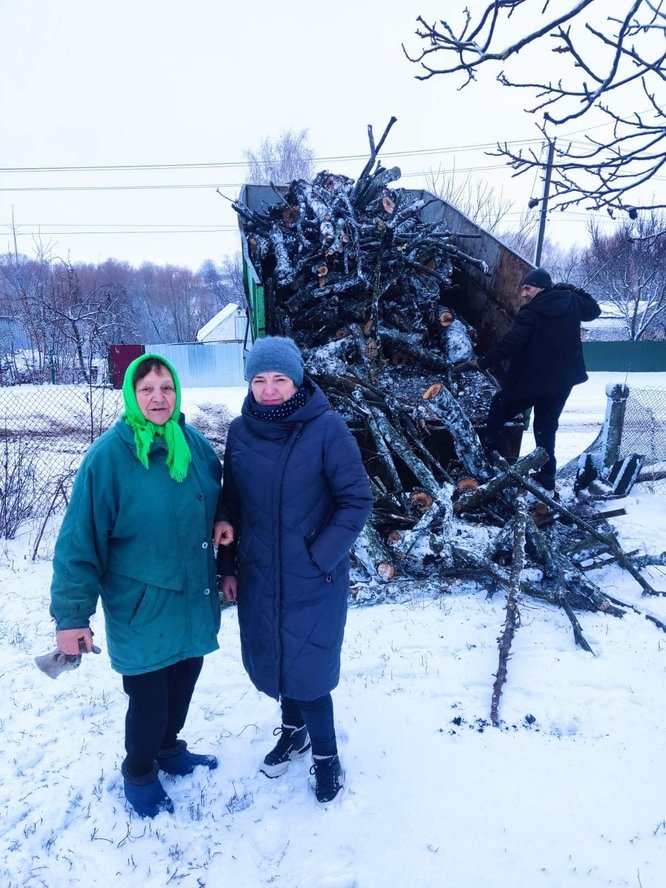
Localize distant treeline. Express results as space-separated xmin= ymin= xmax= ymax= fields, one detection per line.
xmin=0 ymin=253 xmax=244 ymax=385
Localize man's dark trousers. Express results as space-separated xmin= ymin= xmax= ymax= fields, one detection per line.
xmin=484 ymin=387 xmax=572 ymax=483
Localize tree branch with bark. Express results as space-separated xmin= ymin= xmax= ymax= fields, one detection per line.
xmin=403 ymin=1 xmax=666 ymax=216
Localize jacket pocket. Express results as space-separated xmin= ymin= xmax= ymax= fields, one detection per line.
xmin=103 ymin=571 xmax=182 ymax=630
xmin=128 ymin=583 xmax=173 ymax=630
xmin=302 ymin=535 xmax=335 ymax=583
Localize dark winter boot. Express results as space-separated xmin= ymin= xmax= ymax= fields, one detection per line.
xmin=122 ymin=760 xmax=174 ymax=817
xmin=157 ymin=739 xmax=218 ymax=776
xmin=529 ymin=470 xmax=557 ymax=493
xmin=310 ymin=754 xmax=344 ymax=803
xmin=260 ymin=723 xmax=311 ymax=778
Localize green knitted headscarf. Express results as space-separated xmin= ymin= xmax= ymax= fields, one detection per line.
xmin=121 ymin=353 xmax=191 ymax=482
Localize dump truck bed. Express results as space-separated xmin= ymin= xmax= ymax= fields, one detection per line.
xmin=236 ymin=182 xmax=533 ymax=462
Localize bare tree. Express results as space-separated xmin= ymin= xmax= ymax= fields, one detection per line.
xmin=219 ymin=252 xmax=247 ymax=309
xmin=423 ymin=164 xmax=548 ymax=264
xmin=198 ymin=258 xmax=243 ymax=311
xmin=423 ymin=166 xmax=515 ymax=233
xmin=581 ymin=212 xmax=666 ymax=339
xmin=0 ymin=433 xmax=39 ymax=540
xmin=131 ymin=263 xmax=210 ymax=344
xmin=154 ymin=266 xmax=210 ymax=343
xmin=1 ymin=245 xmax=248 ymax=364
xmin=548 ymin=243 xmax=585 ymax=287
xmin=0 ymin=223 xmax=55 ymax=381
xmin=244 ymin=129 xmax=315 ymax=184
xmin=88 ymin=259 xmax=146 ymax=344
xmin=45 ymin=261 xmax=124 ymax=383
xmin=404 ymin=1 xmax=666 ymax=217
xmin=133 ymin=263 xmax=170 ymax=342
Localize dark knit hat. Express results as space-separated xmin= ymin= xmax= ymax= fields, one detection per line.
xmin=521 ymin=268 xmax=552 ymax=290
xmin=244 ymin=336 xmax=304 ymax=386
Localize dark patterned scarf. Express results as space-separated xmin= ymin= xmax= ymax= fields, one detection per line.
xmin=248 ymin=385 xmax=307 ymax=422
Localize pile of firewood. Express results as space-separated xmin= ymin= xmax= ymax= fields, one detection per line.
xmin=233 ymin=120 xmax=664 ymax=721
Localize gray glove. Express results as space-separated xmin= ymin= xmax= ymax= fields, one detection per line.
xmin=452 ymin=359 xmax=479 ymax=374
xmin=34 ymin=644 xmax=101 ymax=679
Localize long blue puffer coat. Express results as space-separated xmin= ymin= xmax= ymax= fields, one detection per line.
xmin=219 ymin=378 xmax=373 ymax=701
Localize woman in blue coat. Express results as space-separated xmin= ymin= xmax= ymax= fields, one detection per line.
xmin=219 ymin=336 xmax=373 ymax=803
xmin=50 ymin=354 xmax=234 ymax=817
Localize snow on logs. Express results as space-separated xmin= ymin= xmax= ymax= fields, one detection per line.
xmin=232 ymin=130 xmax=656 ymax=627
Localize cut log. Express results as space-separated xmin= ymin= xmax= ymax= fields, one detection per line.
xmin=558 ymin=593 xmax=594 ymax=654
xmin=352 ymin=522 xmax=396 ymax=580
xmin=370 ymin=405 xmax=443 ymax=501
xmin=423 ymin=385 xmax=490 ymax=479
xmin=388 ymin=498 xmax=454 ymax=561
xmin=456 ymin=477 xmax=479 ymax=492
xmin=422 ymin=383 xmax=442 ymax=400
xmin=410 ymin=491 xmax=434 ymax=512
xmin=455 ymin=449 xmax=549 ymax=513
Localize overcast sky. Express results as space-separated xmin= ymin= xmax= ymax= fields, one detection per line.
xmin=1 ymin=0 xmax=625 ymax=270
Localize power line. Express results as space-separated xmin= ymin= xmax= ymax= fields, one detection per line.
xmin=0 ymin=183 xmax=240 ymax=193
xmin=6 ymin=228 xmax=237 ymax=237
xmin=2 ymin=113 xmax=641 ymax=176
xmin=0 ymin=164 xmax=524 ymax=194
xmin=4 ymin=223 xmax=237 ymax=229
xmin=0 ymin=139 xmax=545 ymax=175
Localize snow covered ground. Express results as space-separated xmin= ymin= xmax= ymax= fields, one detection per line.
xmin=1 ymin=373 xmax=665 ymax=888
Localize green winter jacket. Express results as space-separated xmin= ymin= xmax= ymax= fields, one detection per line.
xmin=50 ymin=416 xmax=225 ymax=675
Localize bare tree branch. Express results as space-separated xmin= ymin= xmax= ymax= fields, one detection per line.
xmin=404 ymin=1 xmax=666 ymax=215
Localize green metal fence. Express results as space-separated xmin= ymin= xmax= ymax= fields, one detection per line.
xmin=582 ymin=341 xmax=666 ymax=372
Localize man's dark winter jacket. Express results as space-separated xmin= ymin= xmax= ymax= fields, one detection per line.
xmin=477 ymin=283 xmax=601 ymax=399
xmin=219 ymin=378 xmax=373 ymax=702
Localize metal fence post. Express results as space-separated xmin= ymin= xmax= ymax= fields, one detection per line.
xmin=599 ymin=383 xmax=629 ymax=470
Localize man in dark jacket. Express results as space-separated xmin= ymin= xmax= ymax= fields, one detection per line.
xmin=455 ymin=268 xmax=601 ymax=490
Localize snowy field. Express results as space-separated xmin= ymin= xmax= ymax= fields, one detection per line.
xmin=1 ymin=372 xmax=665 ymax=888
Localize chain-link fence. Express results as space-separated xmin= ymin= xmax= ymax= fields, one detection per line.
xmin=559 ymin=384 xmax=666 ymax=495
xmin=0 ymin=382 xmax=234 ymax=545
xmin=619 ymin=387 xmax=666 ymax=490
xmin=0 ymin=384 xmax=123 ymax=541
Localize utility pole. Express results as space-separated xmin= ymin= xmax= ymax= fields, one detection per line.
xmin=534 ymin=140 xmax=555 ymax=266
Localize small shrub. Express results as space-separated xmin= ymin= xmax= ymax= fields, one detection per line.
xmin=189 ymin=403 xmax=234 ymax=459
xmin=0 ymin=432 xmax=39 ymax=539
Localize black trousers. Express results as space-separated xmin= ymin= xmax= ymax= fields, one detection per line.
xmin=122 ymin=656 xmax=204 ymax=777
xmin=485 ymin=387 xmax=572 ymax=481
xmin=281 ymin=694 xmax=337 ymax=758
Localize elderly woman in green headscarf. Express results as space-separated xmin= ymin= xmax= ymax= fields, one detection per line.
xmin=49 ymin=354 xmax=233 ymax=818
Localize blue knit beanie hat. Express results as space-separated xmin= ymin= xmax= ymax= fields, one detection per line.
xmin=521 ymin=267 xmax=552 ymax=290
xmin=244 ymin=336 xmax=304 ymax=386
